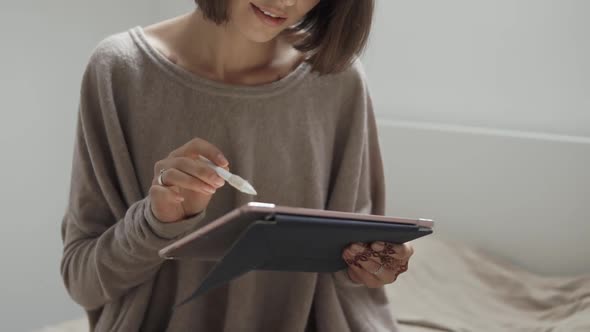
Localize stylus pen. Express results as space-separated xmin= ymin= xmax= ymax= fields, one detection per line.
xmin=198 ymin=156 xmax=258 ymax=195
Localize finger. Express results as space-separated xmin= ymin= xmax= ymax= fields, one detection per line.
xmin=383 ymin=269 xmax=399 ymax=284
xmin=369 ymin=241 xmax=391 ymax=264
xmin=370 ymin=241 xmax=386 ymax=253
xmin=350 ymin=250 xmax=398 ymax=283
xmin=348 ymin=264 xmax=383 ymax=288
xmin=348 ymin=242 xmax=370 ymax=255
xmin=342 ymin=247 xmax=360 ymax=266
xmin=346 ymin=267 xmax=363 ymax=284
xmin=149 ymin=184 xmax=184 ymax=203
xmin=371 ymin=267 xmax=398 ymax=284
xmin=374 ymin=242 xmax=397 ymax=256
xmin=390 ymin=243 xmax=414 ymax=260
xmin=345 ymin=244 xmax=403 ymax=283
xmin=343 ymin=248 xmax=394 ymax=286
xmin=379 ymin=255 xmax=402 ymax=270
xmin=158 ymin=168 xmax=217 ymax=195
xmin=343 ymin=245 xmax=393 ymax=281
xmin=367 ymin=242 xmax=412 ymax=269
xmin=387 ymin=259 xmax=409 ymax=282
xmin=170 ymin=138 xmax=229 ymax=167
xmin=349 ymin=248 xmax=382 ymax=273
xmin=171 ymin=157 xmax=226 ymax=188
xmin=347 ymin=243 xmax=372 ymax=263
xmin=178 ymin=158 xmax=225 ymax=188
xmin=348 ymin=242 xmax=382 ymax=265
xmin=373 ymin=242 xmax=412 ymax=260
xmin=397 ymin=259 xmax=410 ymax=275
xmin=192 ymin=159 xmax=227 ymax=188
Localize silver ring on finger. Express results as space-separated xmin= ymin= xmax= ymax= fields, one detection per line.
xmin=157 ymin=168 xmax=169 ymax=186
xmin=372 ymin=264 xmax=385 ymax=275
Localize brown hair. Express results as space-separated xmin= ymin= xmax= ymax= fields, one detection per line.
xmin=194 ymin=0 xmax=375 ymax=74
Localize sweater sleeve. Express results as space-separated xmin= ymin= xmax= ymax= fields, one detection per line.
xmin=333 ymin=96 xmax=387 ymax=287
xmin=60 ymin=39 xmax=206 ymax=310
xmin=325 ymin=61 xmax=387 ymax=287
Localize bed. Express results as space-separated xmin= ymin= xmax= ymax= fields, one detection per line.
xmin=36 ymin=238 xmax=590 ymax=332
xmin=387 ymin=238 xmax=590 ymax=332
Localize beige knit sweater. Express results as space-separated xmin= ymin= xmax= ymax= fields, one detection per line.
xmin=60 ymin=26 xmax=397 ymax=332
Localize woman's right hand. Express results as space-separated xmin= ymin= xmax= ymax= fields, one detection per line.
xmin=149 ymin=138 xmax=229 ymax=223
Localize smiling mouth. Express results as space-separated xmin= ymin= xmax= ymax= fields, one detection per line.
xmin=250 ymin=3 xmax=288 ymax=26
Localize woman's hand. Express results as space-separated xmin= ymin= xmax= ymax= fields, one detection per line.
xmin=149 ymin=138 xmax=229 ymax=223
xmin=341 ymin=242 xmax=413 ymax=288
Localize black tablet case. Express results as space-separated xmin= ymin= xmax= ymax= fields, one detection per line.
xmin=175 ymin=212 xmax=433 ymax=307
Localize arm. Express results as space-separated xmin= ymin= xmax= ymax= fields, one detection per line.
xmin=331 ymin=92 xmax=388 ymax=287
xmin=60 ymin=44 xmax=206 ymax=310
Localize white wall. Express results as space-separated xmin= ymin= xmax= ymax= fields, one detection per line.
xmin=1 ymin=0 xmax=588 ymax=331
xmin=364 ymin=0 xmax=590 ymax=137
xmin=153 ymin=0 xmax=194 ymax=18
xmin=378 ymin=122 xmax=590 ymax=276
xmin=0 ymin=2 xmax=157 ymax=331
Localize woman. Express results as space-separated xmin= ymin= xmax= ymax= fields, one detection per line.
xmin=60 ymin=0 xmax=414 ymax=331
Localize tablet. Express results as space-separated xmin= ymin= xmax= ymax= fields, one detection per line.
xmin=159 ymin=202 xmax=434 ymax=305
xmin=159 ymin=202 xmax=434 ymax=260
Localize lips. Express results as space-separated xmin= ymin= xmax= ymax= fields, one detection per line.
xmin=250 ymin=3 xmax=288 ymax=27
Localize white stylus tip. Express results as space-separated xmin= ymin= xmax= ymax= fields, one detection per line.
xmin=199 ymin=156 xmax=257 ymax=195
xmin=241 ymin=182 xmax=258 ymax=196
xmin=228 ymin=175 xmax=258 ymax=196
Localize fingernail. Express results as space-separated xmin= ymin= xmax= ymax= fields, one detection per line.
xmin=204 ymin=186 xmax=216 ymax=194
xmin=176 ymin=196 xmax=185 ymax=202
xmin=371 ymin=241 xmax=386 ymax=251
xmin=214 ymin=177 xmax=225 ymax=187
xmin=351 ymin=244 xmax=365 ymax=253
xmin=343 ymin=250 xmax=353 ymax=258
xmin=217 ymin=154 xmax=229 ymax=166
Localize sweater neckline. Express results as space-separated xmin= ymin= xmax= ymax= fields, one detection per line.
xmin=129 ymin=26 xmax=312 ymax=98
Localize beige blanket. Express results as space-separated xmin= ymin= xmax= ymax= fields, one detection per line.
xmin=387 ymin=238 xmax=590 ymax=332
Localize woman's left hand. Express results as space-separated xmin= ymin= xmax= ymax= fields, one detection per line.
xmin=341 ymin=242 xmax=413 ymax=288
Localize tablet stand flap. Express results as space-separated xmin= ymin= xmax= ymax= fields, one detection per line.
xmin=174 ymin=221 xmax=273 ymax=308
